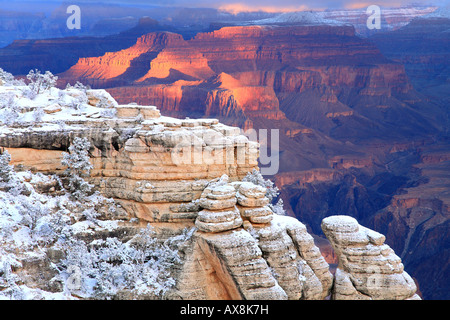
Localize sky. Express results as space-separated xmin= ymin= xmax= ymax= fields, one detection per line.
xmin=0 ymin=0 xmax=449 ymax=13
xmin=138 ymin=0 xmax=449 ymax=11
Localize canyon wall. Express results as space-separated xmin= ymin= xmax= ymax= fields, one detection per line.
xmin=61 ymin=25 xmax=429 ymax=145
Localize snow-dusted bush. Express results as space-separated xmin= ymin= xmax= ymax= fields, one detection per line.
xmin=59 ymin=225 xmax=194 ymax=299
xmin=0 ymin=150 xmax=25 ymax=196
xmin=243 ymin=169 xmax=286 ymax=215
xmin=271 ymin=198 xmax=286 ymax=216
xmin=26 ymin=69 xmax=58 ymax=95
xmin=0 ymin=68 xmax=25 ymax=86
xmin=0 ymin=147 xmax=196 ymax=300
xmin=0 ymin=249 xmax=24 ymax=300
xmin=0 ymin=68 xmax=15 ymax=85
xmin=243 ymin=169 xmax=279 ymax=201
xmin=32 ymin=107 xmax=44 ymax=123
xmin=0 ymin=93 xmax=20 ymax=126
xmin=99 ymin=108 xmax=117 ymax=118
xmin=0 ymin=150 xmax=14 ymax=184
xmin=22 ymin=87 xmax=37 ymax=100
xmin=61 ymin=137 xmax=93 ymax=200
xmin=66 ymin=81 xmax=91 ymax=92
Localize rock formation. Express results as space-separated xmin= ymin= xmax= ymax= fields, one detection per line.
xmin=0 ymin=84 xmax=420 ymax=300
xmin=322 ymin=215 xmax=420 ymax=300
xmin=191 ymin=177 xmax=333 ymax=300
xmin=195 ymin=179 xmax=243 ymax=233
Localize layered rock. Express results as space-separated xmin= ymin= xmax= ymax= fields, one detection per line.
xmin=190 ymin=229 xmax=288 ymax=300
xmin=191 ymin=177 xmax=333 ymax=300
xmin=0 ymin=85 xmax=259 ymax=224
xmin=236 ymin=182 xmax=273 ymax=224
xmin=195 ymin=177 xmax=243 ymax=233
xmin=369 ymin=145 xmax=450 ymax=300
xmin=322 ymin=215 xmax=420 ymax=300
xmin=63 ymin=32 xmax=187 ymax=85
xmin=248 ymin=215 xmax=333 ymax=300
xmin=36 ymin=12 xmax=450 ymax=302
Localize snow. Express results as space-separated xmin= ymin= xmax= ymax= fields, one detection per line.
xmin=250 ymin=11 xmax=348 ymax=26
xmin=0 ymin=81 xmax=118 ymax=135
xmin=0 ymin=161 xmax=192 ymax=299
xmin=321 ymin=215 xmax=359 ymax=233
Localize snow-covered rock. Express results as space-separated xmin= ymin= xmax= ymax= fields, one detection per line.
xmin=322 ymin=215 xmax=421 ymax=300
xmin=251 ymin=11 xmax=347 ymax=26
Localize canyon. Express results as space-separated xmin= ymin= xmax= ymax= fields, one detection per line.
xmin=61 ymin=22 xmax=448 ymax=297
xmin=56 ymin=23 xmax=449 ymax=300
xmin=0 ymin=6 xmax=449 ymax=299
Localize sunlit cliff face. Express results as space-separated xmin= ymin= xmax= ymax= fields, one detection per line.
xmin=61 ymin=24 xmax=413 ymax=128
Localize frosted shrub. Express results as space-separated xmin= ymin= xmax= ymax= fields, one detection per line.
xmin=32 ymin=107 xmax=44 ymax=123
xmin=26 ymin=69 xmax=58 ymax=95
xmin=60 ymin=225 xmax=195 ymax=299
xmin=0 ymin=68 xmax=15 ymax=85
xmin=0 ymin=149 xmax=24 ymax=195
xmin=66 ymin=81 xmax=91 ymax=92
xmin=73 ymin=81 xmax=91 ymax=91
xmin=0 ymin=68 xmax=24 ymax=86
xmin=0 ymin=92 xmax=15 ymax=108
xmin=0 ymin=93 xmax=20 ymax=126
xmin=34 ymin=209 xmax=71 ymax=245
xmin=18 ymin=198 xmax=50 ymax=233
xmin=243 ymin=169 xmax=279 ymax=201
xmin=0 ymin=150 xmax=14 ymax=184
xmin=0 ymin=250 xmax=24 ymax=300
xmin=22 ymin=87 xmax=37 ymax=100
xmin=1 ymin=107 xmax=20 ymax=126
xmin=69 ymin=93 xmax=88 ymax=111
xmin=99 ymin=108 xmax=117 ymax=118
xmin=61 ymin=137 xmax=93 ymax=200
xmin=243 ymin=169 xmax=286 ymax=215
xmin=271 ymin=198 xmax=286 ymax=216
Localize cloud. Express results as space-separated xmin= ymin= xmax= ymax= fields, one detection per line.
xmin=217 ymin=3 xmax=312 ymax=13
